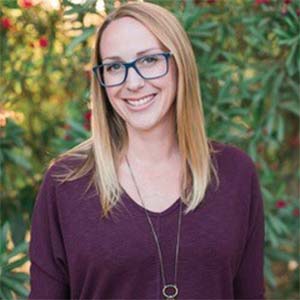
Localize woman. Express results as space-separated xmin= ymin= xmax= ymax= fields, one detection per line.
xmin=29 ymin=2 xmax=265 ymax=299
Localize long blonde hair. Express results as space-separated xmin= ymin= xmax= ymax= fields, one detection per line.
xmin=51 ymin=1 xmax=218 ymax=218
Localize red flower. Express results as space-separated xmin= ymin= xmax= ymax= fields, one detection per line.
xmin=275 ymin=200 xmax=287 ymax=209
xmin=39 ymin=37 xmax=48 ymax=48
xmin=83 ymin=122 xmax=91 ymax=131
xmin=297 ymin=8 xmax=300 ymax=16
xmin=1 ymin=17 xmax=12 ymax=29
xmin=83 ymin=111 xmax=91 ymax=131
xmin=84 ymin=111 xmax=92 ymax=122
xmin=292 ymin=208 xmax=300 ymax=217
xmin=284 ymin=0 xmax=292 ymax=4
xmin=19 ymin=0 xmax=33 ymax=8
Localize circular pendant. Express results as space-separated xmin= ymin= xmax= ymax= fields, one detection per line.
xmin=162 ymin=284 xmax=178 ymax=299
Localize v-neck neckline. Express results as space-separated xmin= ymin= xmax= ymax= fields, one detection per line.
xmin=121 ymin=187 xmax=182 ymax=217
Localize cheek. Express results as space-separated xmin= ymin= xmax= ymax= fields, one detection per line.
xmin=105 ymin=88 xmax=121 ymax=107
xmin=155 ymin=66 xmax=177 ymax=94
xmin=105 ymin=88 xmax=116 ymax=102
xmin=165 ymin=62 xmax=177 ymax=94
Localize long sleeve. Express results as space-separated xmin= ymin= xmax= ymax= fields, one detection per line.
xmin=28 ymin=168 xmax=70 ymax=299
xmin=233 ymin=167 xmax=265 ymax=299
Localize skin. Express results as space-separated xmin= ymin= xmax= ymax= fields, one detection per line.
xmin=100 ymin=17 xmax=180 ymax=171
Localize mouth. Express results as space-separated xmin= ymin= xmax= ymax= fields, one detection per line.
xmin=123 ymin=93 xmax=157 ymax=109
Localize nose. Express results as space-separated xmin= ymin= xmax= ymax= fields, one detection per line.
xmin=124 ymin=67 xmax=145 ymax=91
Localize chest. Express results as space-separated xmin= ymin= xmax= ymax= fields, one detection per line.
xmin=62 ymin=188 xmax=247 ymax=294
xmin=117 ymin=162 xmax=182 ymax=213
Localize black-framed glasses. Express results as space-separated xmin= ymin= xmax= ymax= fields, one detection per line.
xmin=92 ymin=52 xmax=172 ymax=88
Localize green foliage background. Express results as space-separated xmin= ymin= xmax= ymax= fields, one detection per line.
xmin=0 ymin=0 xmax=299 ymax=298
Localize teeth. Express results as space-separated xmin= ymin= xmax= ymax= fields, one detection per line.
xmin=126 ymin=95 xmax=155 ymax=107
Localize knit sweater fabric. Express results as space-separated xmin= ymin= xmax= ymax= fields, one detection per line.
xmin=28 ymin=142 xmax=265 ymax=299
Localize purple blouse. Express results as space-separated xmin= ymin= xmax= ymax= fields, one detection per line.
xmin=28 ymin=142 xmax=265 ymax=299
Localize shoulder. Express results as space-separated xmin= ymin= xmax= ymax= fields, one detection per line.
xmin=209 ymin=140 xmax=257 ymax=179
xmin=36 ymin=155 xmax=95 ymax=213
xmin=48 ymin=155 xmax=86 ymax=177
xmin=39 ymin=155 xmax=89 ymax=193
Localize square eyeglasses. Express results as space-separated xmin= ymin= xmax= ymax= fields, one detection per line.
xmin=92 ymin=52 xmax=172 ymax=88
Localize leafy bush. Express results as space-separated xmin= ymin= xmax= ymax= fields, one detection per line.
xmin=1 ymin=0 xmax=299 ymax=298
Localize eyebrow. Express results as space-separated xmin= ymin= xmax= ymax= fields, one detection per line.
xmin=102 ymin=47 xmax=163 ymax=61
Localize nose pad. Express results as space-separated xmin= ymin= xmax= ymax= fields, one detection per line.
xmin=124 ymin=67 xmax=145 ymax=90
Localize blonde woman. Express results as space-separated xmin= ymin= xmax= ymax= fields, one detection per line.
xmin=29 ymin=2 xmax=265 ymax=299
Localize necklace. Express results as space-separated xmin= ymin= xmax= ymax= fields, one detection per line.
xmin=125 ymin=155 xmax=183 ymax=300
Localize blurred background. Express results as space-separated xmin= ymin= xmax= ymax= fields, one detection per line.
xmin=0 ymin=0 xmax=299 ymax=298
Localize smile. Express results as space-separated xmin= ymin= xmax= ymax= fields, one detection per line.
xmin=124 ymin=94 xmax=156 ymax=108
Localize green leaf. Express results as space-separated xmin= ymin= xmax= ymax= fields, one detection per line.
xmin=271 ymin=71 xmax=284 ymax=103
xmin=283 ymin=15 xmax=297 ymax=32
xmin=191 ymin=39 xmax=211 ymax=52
xmin=2 ymin=0 xmax=18 ymax=8
xmin=264 ymin=257 xmax=277 ymax=288
xmin=5 ymin=242 xmax=28 ymax=261
xmin=188 ymin=31 xmax=213 ymax=38
xmin=260 ymin=65 xmax=278 ymax=86
xmin=68 ymin=120 xmax=90 ymax=137
xmin=248 ymin=141 xmax=257 ymax=161
xmin=0 ymin=287 xmax=13 ymax=300
xmin=195 ymin=22 xmax=218 ymax=32
xmin=276 ymin=115 xmax=284 ymax=142
xmin=249 ymin=26 xmax=265 ymax=43
xmin=266 ymin=111 xmax=275 ymax=134
xmin=286 ymin=43 xmax=297 ymax=69
xmin=0 ymin=223 xmax=9 ymax=254
xmin=66 ymin=27 xmax=95 ymax=56
xmin=261 ymin=187 xmax=274 ymax=202
xmin=279 ymin=101 xmax=300 ymax=116
xmin=5 ymin=151 xmax=31 ymax=170
xmin=218 ymin=77 xmax=231 ymax=101
xmin=273 ymin=27 xmax=290 ymax=39
xmin=5 ymin=272 xmax=29 ymax=283
xmin=183 ymin=8 xmax=202 ymax=31
xmin=266 ymin=248 xmax=293 ymax=262
xmin=64 ymin=7 xmax=81 ymax=15
xmin=267 ymin=224 xmax=279 ymax=247
xmin=2 ymin=255 xmax=28 ymax=273
xmin=242 ymin=16 xmax=258 ymax=25
xmin=0 ymin=276 xmax=29 ymax=297
xmin=268 ymin=214 xmax=289 ymax=236
xmin=278 ymin=36 xmax=299 ymax=46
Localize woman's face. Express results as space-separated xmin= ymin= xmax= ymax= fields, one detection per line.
xmin=100 ymin=17 xmax=177 ymax=132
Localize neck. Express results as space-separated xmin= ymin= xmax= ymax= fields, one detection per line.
xmin=125 ymin=122 xmax=179 ymax=169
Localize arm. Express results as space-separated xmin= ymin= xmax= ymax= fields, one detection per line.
xmin=28 ymin=168 xmax=70 ymax=299
xmin=233 ymin=168 xmax=266 ymax=299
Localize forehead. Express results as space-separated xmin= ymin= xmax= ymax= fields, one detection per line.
xmin=100 ymin=17 xmax=163 ymax=60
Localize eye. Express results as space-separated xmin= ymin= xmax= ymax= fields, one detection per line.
xmin=105 ymin=63 xmax=123 ymax=72
xmin=140 ymin=55 xmax=159 ymax=64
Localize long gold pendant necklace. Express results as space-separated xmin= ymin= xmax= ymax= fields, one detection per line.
xmin=125 ymin=155 xmax=183 ymax=300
